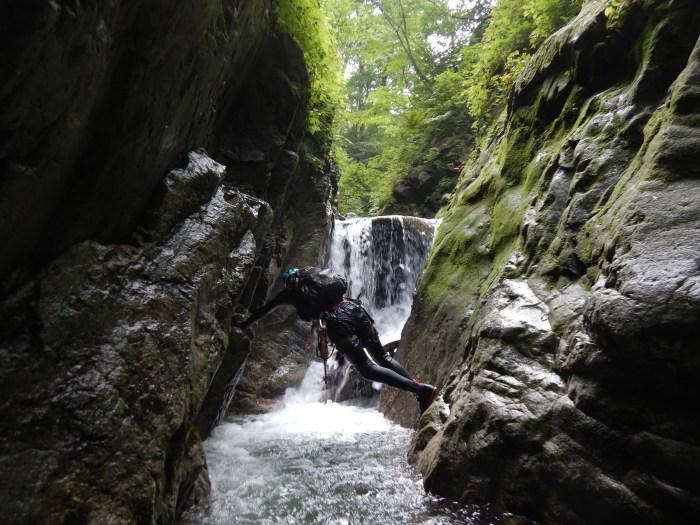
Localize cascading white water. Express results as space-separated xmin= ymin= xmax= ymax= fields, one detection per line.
xmin=328 ymin=215 xmax=440 ymax=342
xmin=184 ymin=216 xmax=487 ymax=524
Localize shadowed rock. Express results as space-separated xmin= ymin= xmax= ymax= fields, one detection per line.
xmin=0 ymin=2 xmax=338 ymax=521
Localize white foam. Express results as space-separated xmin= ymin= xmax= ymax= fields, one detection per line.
xmin=328 ymin=216 xmax=439 ymax=342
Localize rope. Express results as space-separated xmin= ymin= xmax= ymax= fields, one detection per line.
xmin=308 ymin=319 xmax=335 ymax=384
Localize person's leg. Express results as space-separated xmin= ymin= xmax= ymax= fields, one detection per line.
xmin=335 ymin=338 xmax=420 ymax=393
xmin=356 ymin=309 xmax=413 ymax=380
xmin=326 ymin=301 xmax=438 ymax=412
xmin=370 ymin=347 xmax=413 ymax=381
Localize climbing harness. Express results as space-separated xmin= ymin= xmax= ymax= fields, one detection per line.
xmin=305 ymin=318 xmax=335 ymax=384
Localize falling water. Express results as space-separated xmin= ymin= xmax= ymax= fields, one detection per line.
xmin=185 ymin=216 xmax=490 ymax=524
xmin=328 ymin=215 xmax=439 ymax=342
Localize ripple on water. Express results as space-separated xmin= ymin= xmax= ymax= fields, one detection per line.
xmin=183 ymin=391 xmax=492 ymax=525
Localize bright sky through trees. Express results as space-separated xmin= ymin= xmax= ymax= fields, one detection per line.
xmin=321 ymin=0 xmax=586 ymax=215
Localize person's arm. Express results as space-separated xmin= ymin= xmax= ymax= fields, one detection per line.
xmin=238 ymin=290 xmax=292 ymax=329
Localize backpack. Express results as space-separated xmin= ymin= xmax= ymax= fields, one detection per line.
xmin=285 ymin=267 xmax=348 ymax=321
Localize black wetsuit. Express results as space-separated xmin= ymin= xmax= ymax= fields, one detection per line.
xmin=240 ymin=288 xmax=321 ymax=329
xmin=323 ymin=299 xmax=420 ymax=393
xmin=241 ymin=288 xmax=424 ymax=396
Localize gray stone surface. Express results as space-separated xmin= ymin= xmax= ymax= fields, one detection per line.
xmin=0 ymin=0 xmax=273 ymax=280
xmin=0 ymin=4 xmax=338 ymax=522
xmin=384 ymin=1 xmax=700 ymax=523
xmin=0 ymin=153 xmax=268 ymax=523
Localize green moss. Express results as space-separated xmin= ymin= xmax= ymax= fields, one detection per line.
xmin=421 ymin=255 xmax=479 ymax=312
xmin=500 ymin=129 xmax=537 ymax=181
xmin=489 ymin=187 xmax=525 ymax=253
xmin=425 ymin=112 xmax=538 ymax=311
xmin=416 ymin=0 xmax=671 ymax=330
xmin=642 ymin=108 xmax=667 ymax=145
xmin=454 ymin=169 xmax=493 ymax=207
xmin=276 ymin=0 xmax=342 ymax=136
xmin=421 ymin=205 xmax=493 ymax=312
xmin=481 ymin=239 xmax=519 ymax=296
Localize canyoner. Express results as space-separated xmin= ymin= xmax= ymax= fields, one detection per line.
xmin=237 ymin=266 xmax=438 ymax=413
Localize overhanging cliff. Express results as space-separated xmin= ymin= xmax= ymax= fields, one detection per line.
xmin=382 ymin=0 xmax=700 ymax=523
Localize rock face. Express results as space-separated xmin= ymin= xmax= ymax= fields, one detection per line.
xmin=0 ymin=2 xmax=336 ymax=524
xmin=0 ymin=0 xmax=274 ymax=279
xmin=383 ymin=135 xmax=467 ymax=218
xmin=381 ymin=1 xmax=700 ymax=523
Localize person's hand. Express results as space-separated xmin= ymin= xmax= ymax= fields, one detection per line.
xmin=231 ymin=313 xmax=248 ymax=329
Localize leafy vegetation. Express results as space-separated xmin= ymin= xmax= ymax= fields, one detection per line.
xmin=603 ymin=0 xmax=640 ymax=29
xmin=462 ymin=0 xmax=584 ymax=131
xmin=326 ymin=0 xmax=586 ymax=216
xmin=277 ymin=0 xmax=344 ymax=136
xmin=328 ymin=0 xmax=488 ymax=215
xmin=277 ymin=0 xmax=589 ymax=215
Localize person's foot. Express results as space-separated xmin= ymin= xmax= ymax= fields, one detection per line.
xmin=416 ymin=383 xmax=437 ymax=414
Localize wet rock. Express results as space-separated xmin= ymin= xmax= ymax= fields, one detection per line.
xmin=384 ymin=135 xmax=467 ymax=218
xmin=144 ymin=151 xmax=227 ymax=243
xmin=0 ymin=10 xmax=338 ymax=516
xmin=0 ymin=0 xmax=275 ymax=280
xmin=386 ymin=1 xmax=700 ymax=523
xmin=582 ymin=180 xmax=700 ymax=361
xmin=0 ymin=151 xmax=268 ymax=523
xmin=323 ymin=364 xmax=381 ymax=405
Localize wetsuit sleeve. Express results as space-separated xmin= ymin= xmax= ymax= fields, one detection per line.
xmin=240 ymin=290 xmax=293 ymax=329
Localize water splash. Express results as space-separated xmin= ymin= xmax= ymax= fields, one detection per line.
xmin=185 ymin=366 xmax=483 ymax=525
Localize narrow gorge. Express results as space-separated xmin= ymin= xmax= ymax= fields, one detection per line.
xmin=1 ymin=0 xmax=698 ymax=524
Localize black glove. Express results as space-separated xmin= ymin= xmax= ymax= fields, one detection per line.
xmin=231 ymin=313 xmax=249 ymax=329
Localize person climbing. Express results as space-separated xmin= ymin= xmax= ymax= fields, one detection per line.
xmin=236 ymin=266 xmax=438 ymax=413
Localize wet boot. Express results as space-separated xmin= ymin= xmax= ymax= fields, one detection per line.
xmin=413 ymin=380 xmax=437 ymax=414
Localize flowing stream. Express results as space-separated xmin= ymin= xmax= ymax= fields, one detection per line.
xmin=185 ymin=217 xmax=489 ymax=524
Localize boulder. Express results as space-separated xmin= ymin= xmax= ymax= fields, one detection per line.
xmin=0 ymin=153 xmax=270 ymax=523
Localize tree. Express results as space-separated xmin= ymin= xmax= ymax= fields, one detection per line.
xmin=330 ymin=0 xmax=585 ymax=215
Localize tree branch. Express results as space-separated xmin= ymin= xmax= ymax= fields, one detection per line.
xmin=423 ymin=0 xmax=492 ymax=23
xmin=370 ymin=0 xmax=434 ymax=91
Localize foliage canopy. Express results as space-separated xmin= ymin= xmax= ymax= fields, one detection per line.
xmin=277 ymin=0 xmax=595 ymax=215
xmin=277 ymin=0 xmax=344 ymax=136
xmin=326 ymin=0 xmax=585 ymax=216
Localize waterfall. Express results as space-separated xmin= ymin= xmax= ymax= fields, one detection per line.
xmin=184 ymin=215 xmax=486 ymax=525
xmin=328 ymin=215 xmax=439 ymax=342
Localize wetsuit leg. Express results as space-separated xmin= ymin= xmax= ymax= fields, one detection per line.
xmin=336 ymin=337 xmax=421 ymax=394
xmin=372 ymin=351 xmax=413 ymax=380
xmin=356 ymin=311 xmax=413 ymax=380
xmin=326 ymin=300 xmax=416 ymax=391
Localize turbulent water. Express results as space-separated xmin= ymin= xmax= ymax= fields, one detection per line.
xmin=184 ymin=362 xmax=488 ymax=525
xmin=185 ymin=216 xmax=492 ymax=524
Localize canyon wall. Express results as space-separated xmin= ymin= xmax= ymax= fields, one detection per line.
xmin=382 ymin=0 xmax=700 ymax=523
xmin=0 ymin=1 xmax=335 ymax=523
